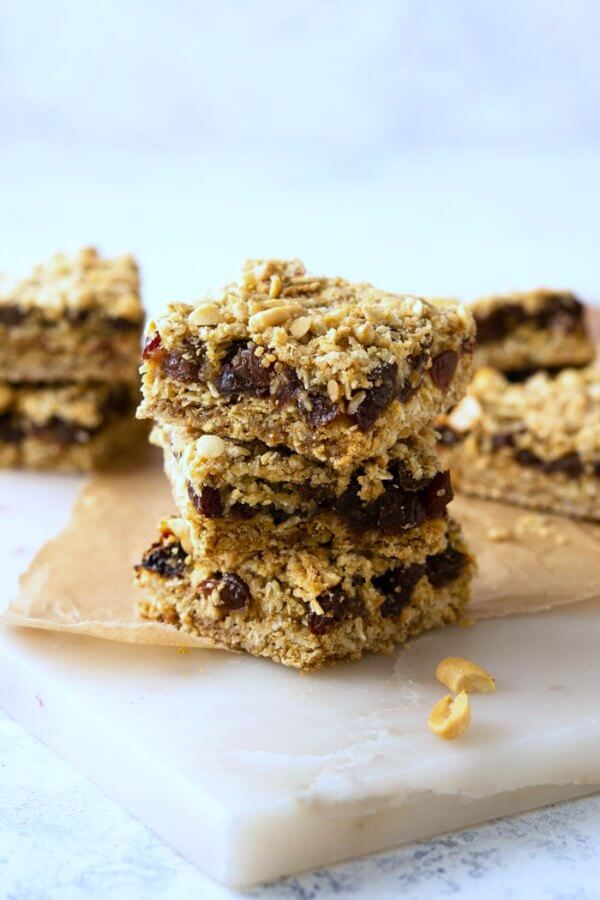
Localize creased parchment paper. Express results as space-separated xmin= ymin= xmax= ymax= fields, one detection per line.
xmin=3 ymin=447 xmax=600 ymax=645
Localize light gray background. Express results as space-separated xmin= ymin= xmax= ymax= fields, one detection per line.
xmin=1 ymin=2 xmax=600 ymax=897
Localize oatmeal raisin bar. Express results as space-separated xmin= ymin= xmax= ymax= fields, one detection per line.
xmin=151 ymin=422 xmax=454 ymax=565
xmin=440 ymin=366 xmax=600 ymax=521
xmin=0 ymin=381 xmax=143 ymax=471
xmin=138 ymin=259 xmax=475 ymax=469
xmin=471 ymin=289 xmax=595 ymax=378
xmin=0 ymin=247 xmax=143 ymax=383
xmin=135 ymin=517 xmax=474 ymax=670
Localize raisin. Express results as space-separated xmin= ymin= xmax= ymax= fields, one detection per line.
xmin=106 ymin=385 xmax=134 ymax=416
xmin=513 ymin=447 xmax=584 ymax=477
xmin=31 ymin=418 xmax=94 ymax=445
xmin=475 ymin=297 xmax=583 ymax=346
xmin=544 ymin=452 xmax=584 ymax=477
xmin=426 ymin=546 xmax=467 ymax=587
xmin=430 ymin=350 xmax=458 ymax=392
xmin=514 ymin=448 xmax=540 ymax=467
xmin=107 ymin=316 xmax=139 ymax=332
xmin=438 ymin=425 xmax=462 ymax=446
xmin=139 ymin=540 xmax=187 ymax=578
xmin=307 ymin=585 xmax=361 ymax=635
xmin=230 ymin=502 xmax=257 ymax=519
xmin=273 ymin=365 xmax=302 ymax=405
xmin=0 ymin=413 xmax=23 ymax=443
xmin=217 ymin=343 xmax=272 ymax=399
xmin=353 ymin=363 xmax=398 ymax=431
xmin=547 ymin=294 xmax=584 ymax=333
xmin=374 ymin=483 xmax=427 ymax=532
xmin=188 ymin=483 xmax=223 ymax=518
xmin=162 ymin=340 xmax=206 ymax=384
xmin=0 ymin=304 xmax=26 ymax=326
xmin=198 ymin=573 xmax=251 ymax=611
xmin=335 ymin=465 xmax=451 ymax=534
xmin=491 ymin=431 xmax=517 ymax=449
xmin=374 ymin=564 xmax=425 ymax=618
xmin=298 ymin=392 xmax=340 ymax=427
xmin=142 ymin=332 xmax=162 ymax=360
xmin=423 ymin=470 xmax=453 ymax=518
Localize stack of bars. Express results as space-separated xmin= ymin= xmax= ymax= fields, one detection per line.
xmin=439 ymin=288 xmax=599 ymax=521
xmin=135 ymin=259 xmax=477 ymax=670
xmin=0 ymin=248 xmax=144 ymax=470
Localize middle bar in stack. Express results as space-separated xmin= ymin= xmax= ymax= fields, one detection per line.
xmin=135 ymin=259 xmax=476 ymax=669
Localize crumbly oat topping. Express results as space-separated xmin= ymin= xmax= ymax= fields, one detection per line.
xmin=0 ymin=247 xmax=142 ymax=321
xmin=145 ymin=257 xmax=475 ymax=397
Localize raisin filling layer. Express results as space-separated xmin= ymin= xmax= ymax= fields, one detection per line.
xmin=0 ymin=386 xmax=135 ymax=447
xmin=475 ymin=295 xmax=584 ymax=345
xmin=485 ymin=432 xmax=598 ymax=478
xmin=185 ymin=467 xmax=453 ymax=533
xmin=143 ymin=332 xmax=463 ymax=431
xmin=138 ymin=538 xmax=469 ymax=634
xmin=0 ymin=303 xmax=141 ymax=332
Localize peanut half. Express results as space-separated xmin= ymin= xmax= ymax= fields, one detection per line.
xmin=428 ymin=691 xmax=471 ymax=740
xmin=436 ymin=657 xmax=496 ymax=694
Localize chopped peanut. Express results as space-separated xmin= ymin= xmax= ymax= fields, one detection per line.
xmin=436 ymin=657 xmax=496 ymax=694
xmin=428 ymin=691 xmax=471 ymax=740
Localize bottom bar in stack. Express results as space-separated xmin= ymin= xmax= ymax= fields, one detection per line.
xmin=0 ymin=382 xmax=142 ymax=471
xmin=440 ymin=366 xmax=600 ymax=521
xmin=135 ymin=517 xmax=474 ymax=670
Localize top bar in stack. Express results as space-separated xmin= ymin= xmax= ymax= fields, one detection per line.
xmin=471 ymin=289 xmax=595 ymax=379
xmin=0 ymin=247 xmax=143 ymax=383
xmin=138 ymin=259 xmax=475 ymax=469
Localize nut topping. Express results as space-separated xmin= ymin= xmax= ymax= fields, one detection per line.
xmin=428 ymin=691 xmax=471 ymax=740
xmin=248 ymin=304 xmax=303 ymax=330
xmin=188 ymin=303 xmax=225 ymax=327
xmin=195 ymin=434 xmax=227 ymax=458
xmin=436 ymin=657 xmax=496 ymax=694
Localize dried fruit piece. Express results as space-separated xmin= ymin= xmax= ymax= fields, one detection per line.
xmin=0 ymin=413 xmax=23 ymax=443
xmin=217 ymin=343 xmax=272 ymax=399
xmin=139 ymin=540 xmax=187 ymax=578
xmin=142 ymin=331 xmax=162 ymax=360
xmin=30 ymin=418 xmax=94 ymax=446
xmin=162 ymin=340 xmax=207 ymax=384
xmin=430 ymin=350 xmax=458 ymax=391
xmin=353 ymin=362 xmax=398 ymax=431
xmin=428 ymin=691 xmax=471 ymax=740
xmin=198 ymin=573 xmax=252 ymax=611
xmin=307 ymin=585 xmax=361 ymax=635
xmin=188 ymin=483 xmax=223 ymax=518
xmin=0 ymin=304 xmax=26 ymax=326
xmin=423 ymin=470 xmax=453 ymax=518
xmin=426 ymin=546 xmax=467 ymax=587
xmin=436 ymin=657 xmax=496 ymax=694
xmin=298 ymin=392 xmax=340 ymax=427
xmin=374 ymin=563 xmax=425 ymax=618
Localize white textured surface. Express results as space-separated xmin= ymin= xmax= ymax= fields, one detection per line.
xmin=1 ymin=707 xmax=600 ymax=899
xmin=1 ymin=469 xmax=600 ymax=889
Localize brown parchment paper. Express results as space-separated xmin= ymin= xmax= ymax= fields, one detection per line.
xmin=2 ymin=443 xmax=600 ymax=646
